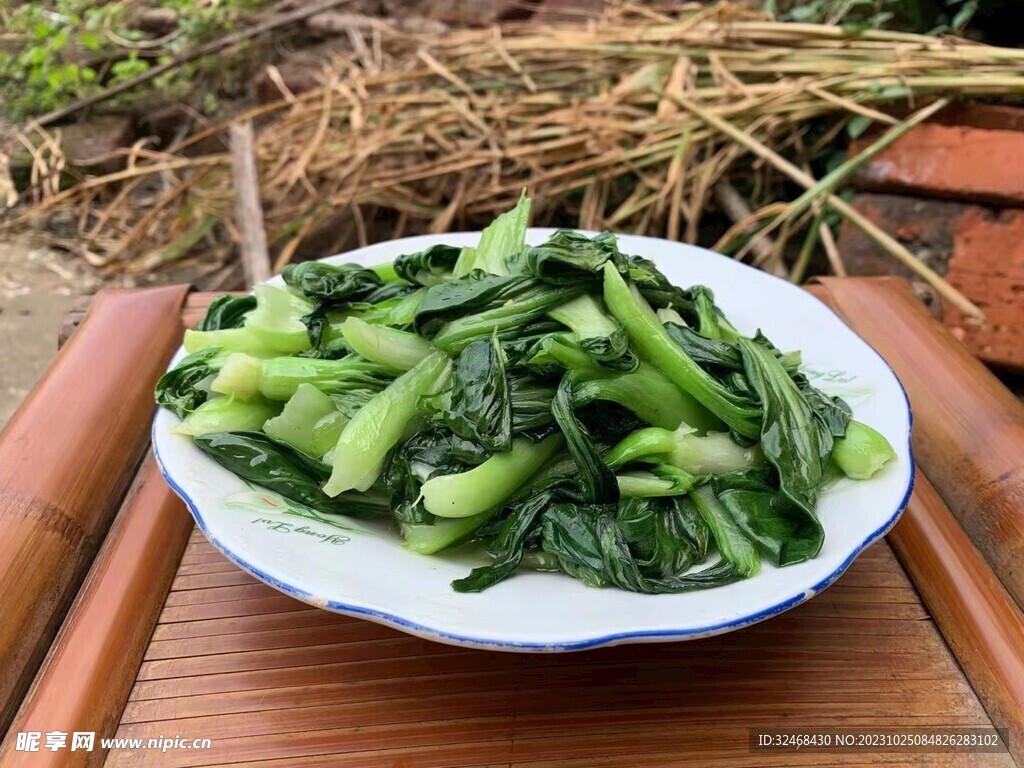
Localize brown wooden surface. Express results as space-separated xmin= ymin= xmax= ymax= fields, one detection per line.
xmin=0 ymin=458 xmax=194 ymax=767
xmin=91 ymin=533 xmax=1008 ymax=768
xmin=809 ymin=277 xmax=1024 ymax=612
xmin=0 ymin=285 xmax=190 ymax=733
xmin=60 ymin=291 xmax=231 ymax=345
xmin=890 ymin=475 xmax=1024 ymax=766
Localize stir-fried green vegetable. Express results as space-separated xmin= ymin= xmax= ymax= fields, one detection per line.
xmin=156 ymin=195 xmax=898 ymax=595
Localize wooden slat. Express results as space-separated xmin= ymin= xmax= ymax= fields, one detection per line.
xmin=0 ymin=459 xmax=193 ymax=767
xmin=809 ymin=279 xmax=1024 ymax=766
xmin=59 ymin=291 xmax=230 ymax=346
xmin=889 ymin=475 xmax=1024 ymax=764
xmin=0 ymin=285 xmax=190 ymax=733
xmin=810 ymin=277 xmax=1024 ymax=610
xmin=102 ymin=539 xmax=1011 ymax=768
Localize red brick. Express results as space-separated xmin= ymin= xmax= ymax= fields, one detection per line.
xmin=836 ymin=195 xmax=959 ymax=279
xmin=838 ymin=193 xmax=1024 ymax=371
xmin=851 ymin=123 xmax=1024 ymax=207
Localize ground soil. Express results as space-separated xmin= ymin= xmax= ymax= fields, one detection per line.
xmin=0 ymin=238 xmax=99 ymax=428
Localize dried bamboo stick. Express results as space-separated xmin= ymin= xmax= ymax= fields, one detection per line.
xmin=668 ymin=92 xmax=984 ymax=319
xmin=229 ymin=122 xmax=271 ymax=286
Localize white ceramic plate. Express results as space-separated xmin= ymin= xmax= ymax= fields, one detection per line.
xmin=154 ymin=229 xmax=914 ymax=652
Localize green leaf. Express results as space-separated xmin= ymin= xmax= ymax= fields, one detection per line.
xmin=155 ymin=348 xmax=224 ymax=419
xmin=539 ymin=498 xmax=741 ymax=593
xmin=551 ymin=378 xmax=619 ymax=504
xmin=736 ymin=339 xmax=828 ymax=564
xmin=197 ymin=295 xmax=257 ymax=331
xmin=282 ymin=261 xmax=384 ymax=305
xmin=847 ymin=115 xmax=874 ymax=139
xmin=603 ymin=263 xmax=761 ymax=438
xmin=689 ymin=485 xmax=761 ymax=577
xmin=451 ymin=490 xmax=553 ymax=592
xmin=441 ymin=335 xmax=513 ymax=452
xmin=384 ymin=426 xmax=480 ymax=526
xmin=393 ymin=244 xmax=461 ymax=286
xmin=522 ymin=230 xmax=625 ymax=285
xmin=453 ymin=192 xmax=531 ymax=277
xmin=194 ymin=431 xmax=389 ymax=518
xmin=428 ymin=277 xmax=586 ymax=353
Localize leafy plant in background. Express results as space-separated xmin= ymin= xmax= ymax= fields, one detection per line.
xmin=0 ymin=0 xmax=266 ymax=121
xmin=764 ymin=0 xmax=979 ymax=34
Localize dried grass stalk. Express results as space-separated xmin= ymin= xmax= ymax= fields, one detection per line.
xmin=7 ymin=1 xmax=1024 ymax=298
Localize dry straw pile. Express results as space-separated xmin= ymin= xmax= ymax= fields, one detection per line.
xmin=10 ymin=1 xmax=1024 ymax=312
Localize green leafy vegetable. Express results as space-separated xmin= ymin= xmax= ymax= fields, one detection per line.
xmin=522 ymin=230 xmax=624 ymax=285
xmin=832 ymin=420 xmax=896 ymax=479
xmin=157 ymin=193 xmax=898 ymax=597
xmin=184 ymin=328 xmax=279 ymax=358
xmin=571 ymin=359 xmax=720 ymax=432
xmin=738 ymin=339 xmax=829 ymax=521
xmin=155 ymin=348 xmax=225 ymax=419
xmin=244 ymin=284 xmax=314 ymax=355
xmin=281 ymin=261 xmax=384 ymax=304
xmin=552 ymin=378 xmax=618 ymax=504
xmin=606 ymin=425 xmax=762 ymax=475
xmin=508 ymin=373 xmax=558 ymax=435
xmin=262 ymin=383 xmax=344 ymax=457
xmin=604 ymin=263 xmax=761 ymax=438
xmin=692 ymin=286 xmax=741 ymax=342
xmin=440 ymin=335 xmax=512 ymax=452
xmin=384 ymin=426 xmax=481 ymax=526
xmin=451 ymin=490 xmax=554 ymax=592
xmin=195 ymin=431 xmax=389 ymax=517
xmin=394 ymin=244 xmax=461 ymax=286
xmin=421 ymin=433 xmax=564 ymax=518
xmin=616 ymin=465 xmax=697 ymax=497
xmin=324 ymin=351 xmax=451 ymax=495
xmin=429 ymin=278 xmax=585 ymax=354
xmin=401 ymin=511 xmax=497 ymax=555
xmin=452 ymin=192 xmax=530 ymax=277
xmin=341 ymin=316 xmax=434 ymax=371
xmin=689 ymin=485 xmax=761 ymax=577
xmin=212 ymin=353 xmax=394 ymax=402
xmin=548 ymin=294 xmax=628 ymax=362
xmin=539 ymin=499 xmax=740 ymax=593
xmin=197 ymin=295 xmax=257 ymax=331
xmin=415 ymin=273 xmax=532 ymax=338
xmin=174 ymin=396 xmax=280 ymax=437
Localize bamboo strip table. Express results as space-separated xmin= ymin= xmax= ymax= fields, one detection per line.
xmin=0 ymin=277 xmax=1022 ymax=767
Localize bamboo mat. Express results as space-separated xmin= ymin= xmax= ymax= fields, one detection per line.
xmin=104 ymin=532 xmax=1007 ymax=768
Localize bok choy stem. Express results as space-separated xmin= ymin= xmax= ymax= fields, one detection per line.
xmin=421 ymin=433 xmax=564 ymax=518
xmin=341 ymin=316 xmax=434 ymax=371
xmin=603 ymin=263 xmax=761 ymax=439
xmin=323 ymin=351 xmax=451 ymax=496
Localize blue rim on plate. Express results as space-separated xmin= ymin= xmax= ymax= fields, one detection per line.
xmin=151 ymin=283 xmax=915 ymax=652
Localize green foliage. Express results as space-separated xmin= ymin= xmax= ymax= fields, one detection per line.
xmin=0 ymin=0 xmax=266 ymax=121
xmin=765 ymin=0 xmax=979 ymax=35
